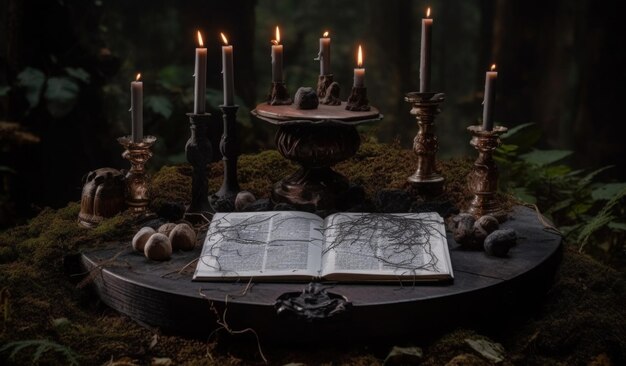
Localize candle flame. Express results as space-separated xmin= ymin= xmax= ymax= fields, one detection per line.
xmin=197 ymin=30 xmax=204 ymax=47
xmin=274 ymin=26 xmax=281 ymax=44
xmin=323 ymin=31 xmax=329 ymax=37
xmin=220 ymin=32 xmax=229 ymax=45
xmin=357 ymin=45 xmax=363 ymax=68
xmin=135 ymin=73 xmax=141 ymax=81
xmin=491 ymin=64 xmax=496 ymax=71
xmin=427 ymin=7 xmax=431 ymax=17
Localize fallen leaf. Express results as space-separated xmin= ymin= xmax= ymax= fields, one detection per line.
xmin=465 ymin=338 xmax=505 ymax=363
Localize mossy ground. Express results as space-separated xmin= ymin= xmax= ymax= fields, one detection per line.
xmin=1 ymin=141 xmax=624 ymax=365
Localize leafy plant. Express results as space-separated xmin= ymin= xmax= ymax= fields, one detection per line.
xmin=496 ymin=123 xmax=626 ymax=262
xmin=0 ymin=339 xmax=80 ymax=365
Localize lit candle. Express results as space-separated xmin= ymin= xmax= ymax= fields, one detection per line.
xmin=271 ymin=26 xmax=283 ymax=83
xmin=353 ymin=45 xmax=365 ymax=87
xmin=194 ymin=30 xmax=207 ymax=114
xmin=318 ymin=31 xmax=331 ymax=75
xmin=220 ymin=33 xmax=234 ymax=106
xmin=419 ymin=7 xmax=432 ymax=92
xmin=130 ymin=73 xmax=143 ymax=143
xmin=482 ymin=64 xmax=498 ymax=131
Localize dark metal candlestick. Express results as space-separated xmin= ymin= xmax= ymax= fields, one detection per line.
xmin=211 ymin=105 xmax=240 ymax=202
xmin=467 ymin=125 xmax=508 ymax=220
xmin=316 ymin=74 xmax=333 ymax=99
xmin=405 ymin=92 xmax=445 ymax=194
xmin=118 ymin=135 xmax=156 ymax=213
xmin=185 ymin=113 xmax=212 ymax=214
xmin=268 ymin=81 xmax=292 ymax=105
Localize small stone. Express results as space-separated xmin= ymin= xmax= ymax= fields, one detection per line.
xmin=473 ymin=215 xmax=499 ymax=243
xmin=464 ymin=338 xmax=505 ymax=363
xmin=453 ymin=213 xmax=476 ymax=246
xmin=132 ymin=227 xmax=156 ymax=253
xmin=157 ymin=223 xmax=177 ymax=237
xmin=375 ymin=189 xmax=412 ymax=213
xmin=144 ymin=233 xmax=172 ymax=261
xmin=235 ymin=191 xmax=256 ymax=211
xmin=211 ymin=197 xmax=235 ymax=212
xmin=294 ymin=87 xmax=319 ymax=110
xmin=383 ymin=346 xmax=423 ymax=365
xmin=242 ymin=198 xmax=273 ymax=212
xmin=169 ymin=223 xmax=196 ymax=251
xmin=155 ymin=201 xmax=185 ymax=221
xmin=484 ymin=229 xmax=517 ymax=257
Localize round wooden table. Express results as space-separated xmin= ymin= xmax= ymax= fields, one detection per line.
xmin=79 ymin=206 xmax=562 ymax=342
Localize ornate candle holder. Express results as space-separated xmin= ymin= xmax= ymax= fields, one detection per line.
xmin=268 ymin=82 xmax=292 ymax=105
xmin=346 ymin=86 xmax=370 ymax=111
xmin=210 ymin=105 xmax=240 ymax=205
xmin=185 ymin=113 xmax=212 ymax=214
xmin=405 ymin=92 xmax=445 ymax=194
xmin=316 ymin=75 xmax=341 ymax=106
xmin=467 ymin=125 xmax=508 ymax=220
xmin=118 ymin=135 xmax=156 ymax=213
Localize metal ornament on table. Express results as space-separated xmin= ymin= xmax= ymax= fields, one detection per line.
xmin=405 ymin=92 xmax=445 ymax=194
xmin=210 ymin=105 xmax=240 ymax=204
xmin=467 ymin=125 xmax=508 ymax=220
xmin=185 ymin=113 xmax=212 ymax=214
xmin=118 ymin=135 xmax=156 ymax=213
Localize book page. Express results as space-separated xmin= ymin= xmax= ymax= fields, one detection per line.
xmin=194 ymin=211 xmax=324 ymax=280
xmin=321 ymin=212 xmax=452 ymax=281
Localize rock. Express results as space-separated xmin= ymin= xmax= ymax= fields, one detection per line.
xmin=383 ymin=346 xmax=423 ymax=365
xmin=484 ymin=229 xmax=517 ymax=257
xmin=169 ymin=223 xmax=196 ymax=251
xmin=157 ymin=223 xmax=177 ymax=236
xmin=235 ymin=191 xmax=256 ymax=211
xmin=132 ymin=227 xmax=156 ymax=253
xmin=155 ymin=201 xmax=185 ymax=221
xmin=375 ymin=189 xmax=412 ymax=213
xmin=242 ymin=198 xmax=273 ymax=212
xmin=211 ymin=197 xmax=235 ymax=212
xmin=464 ymin=338 xmax=505 ymax=363
xmin=274 ymin=202 xmax=298 ymax=211
xmin=144 ymin=233 xmax=172 ymax=261
xmin=473 ymin=215 xmax=499 ymax=242
xmin=294 ymin=87 xmax=319 ymax=110
xmin=453 ymin=213 xmax=476 ymax=246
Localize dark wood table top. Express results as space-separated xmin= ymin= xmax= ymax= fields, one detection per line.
xmin=253 ymin=102 xmax=382 ymax=125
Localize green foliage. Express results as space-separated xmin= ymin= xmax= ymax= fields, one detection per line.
xmin=497 ymin=123 xmax=626 ymax=261
xmin=44 ymin=77 xmax=80 ymax=118
xmin=145 ymin=95 xmax=173 ymax=119
xmin=16 ymin=67 xmax=45 ymax=109
xmin=0 ymin=339 xmax=79 ymax=365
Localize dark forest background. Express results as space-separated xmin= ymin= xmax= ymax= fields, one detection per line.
xmin=1 ymin=0 xmax=625 ymax=228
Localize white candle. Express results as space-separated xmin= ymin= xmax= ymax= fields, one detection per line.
xmin=319 ymin=31 xmax=331 ymax=75
xmin=194 ymin=30 xmax=207 ymax=114
xmin=271 ymin=26 xmax=283 ymax=82
xmin=420 ymin=7 xmax=432 ymax=92
xmin=220 ymin=33 xmax=235 ymax=106
xmin=130 ymin=73 xmax=143 ymax=143
xmin=482 ymin=64 xmax=498 ymax=131
xmin=353 ymin=45 xmax=365 ymax=87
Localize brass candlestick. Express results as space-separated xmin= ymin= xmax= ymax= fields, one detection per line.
xmin=405 ymin=92 xmax=445 ymax=194
xmin=467 ymin=125 xmax=508 ymax=220
xmin=185 ymin=113 xmax=212 ymax=214
xmin=211 ymin=105 xmax=240 ymax=204
xmin=118 ymin=135 xmax=156 ymax=213
xmin=268 ymin=81 xmax=292 ymax=105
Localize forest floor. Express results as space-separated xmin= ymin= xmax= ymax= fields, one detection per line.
xmin=0 ymin=141 xmax=624 ymax=365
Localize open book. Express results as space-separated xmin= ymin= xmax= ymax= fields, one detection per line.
xmin=193 ymin=211 xmax=453 ymax=283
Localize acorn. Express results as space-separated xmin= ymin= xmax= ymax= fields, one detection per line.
xmin=144 ymin=233 xmax=172 ymax=261
xmin=169 ymin=223 xmax=197 ymax=251
xmin=132 ymin=227 xmax=155 ymax=253
xmin=157 ymin=223 xmax=177 ymax=236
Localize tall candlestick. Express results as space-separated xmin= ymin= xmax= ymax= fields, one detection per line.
xmin=353 ymin=45 xmax=365 ymax=87
xmin=420 ymin=7 xmax=432 ymax=92
xmin=318 ymin=31 xmax=331 ymax=76
xmin=220 ymin=33 xmax=235 ymax=106
xmin=271 ymin=26 xmax=284 ymax=82
xmin=194 ymin=30 xmax=207 ymax=114
xmin=482 ymin=64 xmax=498 ymax=131
xmin=130 ymin=73 xmax=143 ymax=143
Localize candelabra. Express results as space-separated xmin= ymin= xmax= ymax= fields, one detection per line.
xmin=118 ymin=135 xmax=156 ymax=213
xmin=467 ymin=125 xmax=508 ymax=220
xmin=185 ymin=113 xmax=212 ymax=214
xmin=405 ymin=92 xmax=445 ymax=195
xmin=210 ymin=105 xmax=241 ymax=204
